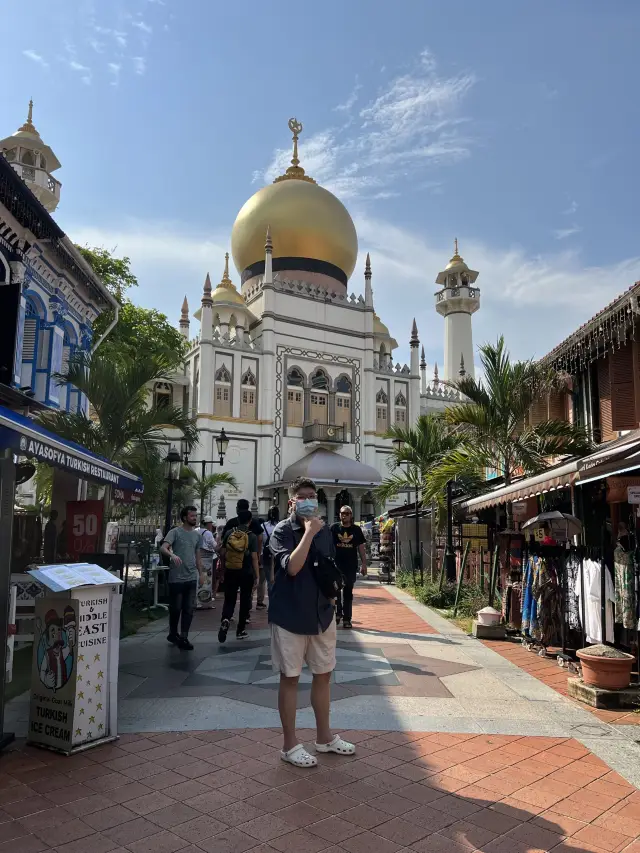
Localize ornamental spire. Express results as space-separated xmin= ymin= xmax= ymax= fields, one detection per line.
xmin=17 ymin=98 xmax=40 ymax=137
xmin=218 ymin=253 xmax=235 ymax=290
xmin=410 ymin=318 xmax=419 ymax=347
xmin=365 ymin=252 xmax=371 ymax=278
xmin=420 ymin=345 xmax=426 ymax=369
xmin=181 ymin=295 xmax=189 ymax=316
xmin=459 ymin=353 xmax=466 ymax=377
xmin=265 ymin=225 xmax=272 ymax=253
xmin=273 ymin=117 xmax=316 ymax=184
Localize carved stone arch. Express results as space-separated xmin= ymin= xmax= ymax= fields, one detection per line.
xmin=310 ymin=366 xmax=330 ymax=391
xmin=335 ymin=373 xmax=352 ymax=394
xmin=394 ymin=390 xmax=407 ymax=407
xmin=376 ymin=388 xmax=388 ymax=404
xmin=215 ymin=364 xmax=231 ymax=383
xmin=286 ymin=365 xmax=306 ymax=388
xmin=241 ymin=367 xmax=256 ymax=387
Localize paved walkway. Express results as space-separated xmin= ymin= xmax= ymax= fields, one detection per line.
xmin=3 ymin=580 xmax=640 ymax=852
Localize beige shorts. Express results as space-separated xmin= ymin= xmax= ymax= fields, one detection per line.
xmin=271 ymin=619 xmax=337 ymax=677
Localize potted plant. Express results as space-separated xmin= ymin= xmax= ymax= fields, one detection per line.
xmin=576 ymin=644 xmax=635 ymax=690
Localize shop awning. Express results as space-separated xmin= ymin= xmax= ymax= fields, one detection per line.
xmin=461 ymin=459 xmax=579 ymax=511
xmin=0 ymin=404 xmax=143 ymax=493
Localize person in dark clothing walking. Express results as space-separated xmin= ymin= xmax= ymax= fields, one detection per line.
xmin=218 ymin=509 xmax=259 ymax=642
xmin=160 ymin=506 xmax=205 ymax=651
xmin=331 ymin=505 xmax=367 ymax=629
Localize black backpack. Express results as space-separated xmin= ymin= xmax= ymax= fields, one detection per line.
xmin=311 ymin=545 xmax=344 ymax=600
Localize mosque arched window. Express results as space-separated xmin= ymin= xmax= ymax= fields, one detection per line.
xmin=214 ymin=363 xmax=231 ymax=417
xmin=154 ymin=382 xmax=173 ymax=410
xmin=39 ymin=153 xmax=47 ymax=170
xmin=309 ymin=368 xmax=329 ymax=425
xmin=376 ymin=388 xmax=389 ymax=434
xmin=394 ymin=390 xmax=407 ymax=425
xmin=286 ymin=367 xmax=305 ymax=427
xmin=241 ymin=368 xmax=257 ymax=419
xmin=4 ymin=147 xmax=16 ymax=162
xmin=21 ymin=149 xmax=35 ymax=166
xmin=335 ymin=375 xmax=352 ymax=435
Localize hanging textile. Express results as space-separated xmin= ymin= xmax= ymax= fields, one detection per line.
xmin=575 ymin=559 xmax=615 ymax=644
xmin=521 ymin=556 xmax=538 ymax=636
xmin=563 ymin=556 xmax=583 ymax=630
xmin=613 ymin=545 xmax=636 ymax=629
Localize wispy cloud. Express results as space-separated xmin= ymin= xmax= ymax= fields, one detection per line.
xmin=257 ymin=49 xmax=476 ymax=200
xmin=554 ymin=225 xmax=582 ymax=240
xmin=334 ymin=79 xmax=361 ymax=113
xmin=108 ymin=62 xmax=121 ymax=86
xmin=563 ymin=200 xmax=578 ymax=215
xmin=132 ymin=19 xmax=152 ymax=34
xmin=133 ymin=56 xmax=146 ymax=75
xmin=23 ymin=49 xmax=49 ymax=69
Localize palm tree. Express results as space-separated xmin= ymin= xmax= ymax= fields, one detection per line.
xmin=39 ymin=349 xmax=199 ymax=479
xmin=376 ymin=414 xmax=468 ymax=506
xmin=189 ymin=470 xmax=238 ymax=518
xmin=442 ymin=336 xmax=592 ymax=527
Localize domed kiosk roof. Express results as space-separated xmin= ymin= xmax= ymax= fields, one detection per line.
xmin=282 ymin=449 xmax=382 ymax=487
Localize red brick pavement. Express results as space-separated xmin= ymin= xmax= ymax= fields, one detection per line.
xmin=2 ymin=730 xmax=639 ymax=853
xmin=483 ymin=640 xmax=640 ymax=726
xmin=192 ymin=584 xmax=436 ymax=637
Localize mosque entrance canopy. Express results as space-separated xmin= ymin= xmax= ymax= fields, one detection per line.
xmin=263 ymin=448 xmax=382 ymax=489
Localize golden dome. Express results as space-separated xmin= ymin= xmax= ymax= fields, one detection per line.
xmin=373 ymin=313 xmax=398 ymax=349
xmin=445 ymin=237 xmax=469 ymax=271
xmin=231 ymin=119 xmax=358 ymax=285
xmin=211 ymin=254 xmax=245 ymax=306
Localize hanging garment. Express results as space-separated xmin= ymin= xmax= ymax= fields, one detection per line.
xmin=614 ymin=546 xmax=636 ymax=629
xmin=563 ymin=556 xmax=583 ymax=630
xmin=575 ymin=558 xmax=615 ymax=643
xmin=531 ymin=558 xmax=559 ymax=644
xmin=521 ymin=556 xmax=538 ymax=636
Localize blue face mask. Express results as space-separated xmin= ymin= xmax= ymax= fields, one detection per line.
xmin=295 ymin=498 xmax=319 ymax=518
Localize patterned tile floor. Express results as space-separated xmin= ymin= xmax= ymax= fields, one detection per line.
xmin=4 ymin=580 xmax=640 ymax=852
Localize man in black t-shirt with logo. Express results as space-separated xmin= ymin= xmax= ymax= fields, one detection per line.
xmin=331 ymin=506 xmax=367 ymax=629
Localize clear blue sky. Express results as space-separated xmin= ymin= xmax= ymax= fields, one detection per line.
xmin=2 ymin=0 xmax=639 ymax=371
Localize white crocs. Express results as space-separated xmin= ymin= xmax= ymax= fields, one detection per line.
xmin=280 ymin=744 xmax=318 ymax=768
xmin=315 ymin=735 xmax=356 ymax=755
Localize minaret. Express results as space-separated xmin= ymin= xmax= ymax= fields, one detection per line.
xmin=409 ymin=320 xmax=420 ymax=425
xmin=435 ymin=239 xmax=480 ymax=382
xmin=364 ymin=252 xmax=373 ymax=308
xmin=258 ymin=227 xmax=277 ymax=492
xmin=420 ymin=346 xmax=427 ymax=394
xmin=198 ymin=272 xmax=214 ymax=415
xmin=179 ymin=296 xmax=190 ymax=337
xmin=0 ymin=100 xmax=62 ymax=212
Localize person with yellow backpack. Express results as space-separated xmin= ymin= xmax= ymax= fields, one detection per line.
xmin=218 ymin=509 xmax=259 ymax=642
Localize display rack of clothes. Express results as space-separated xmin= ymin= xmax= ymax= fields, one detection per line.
xmin=378 ymin=518 xmax=395 ymax=583
xmin=521 ymin=552 xmax=563 ymax=648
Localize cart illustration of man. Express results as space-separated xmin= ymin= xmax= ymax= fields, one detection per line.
xmin=37 ymin=606 xmax=76 ymax=691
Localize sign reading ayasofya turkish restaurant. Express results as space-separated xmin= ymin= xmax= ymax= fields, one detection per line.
xmin=0 ymin=413 xmax=143 ymax=493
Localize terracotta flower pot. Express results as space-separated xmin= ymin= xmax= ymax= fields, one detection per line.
xmin=576 ymin=648 xmax=634 ymax=690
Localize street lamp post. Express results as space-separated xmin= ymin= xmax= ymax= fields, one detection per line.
xmin=183 ymin=429 xmax=229 ymax=523
xmin=164 ymin=446 xmax=182 ymax=535
xmin=444 ymin=479 xmax=456 ymax=582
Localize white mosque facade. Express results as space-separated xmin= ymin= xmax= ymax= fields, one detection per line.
xmin=162 ymin=120 xmax=482 ymax=521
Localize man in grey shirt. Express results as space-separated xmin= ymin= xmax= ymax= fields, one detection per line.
xmin=160 ymin=505 xmax=204 ymax=650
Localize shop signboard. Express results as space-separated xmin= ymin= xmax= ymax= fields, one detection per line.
xmin=66 ymin=501 xmax=104 ymax=560
xmin=627 ymin=485 xmax=640 ymax=504
xmin=512 ymin=502 xmax=528 ymax=521
xmin=27 ymin=564 xmax=122 ymax=753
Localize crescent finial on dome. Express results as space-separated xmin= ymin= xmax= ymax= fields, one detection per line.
xmin=274 ymin=117 xmax=317 ymax=185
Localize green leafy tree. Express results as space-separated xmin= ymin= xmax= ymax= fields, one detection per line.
xmin=189 ymin=471 xmax=238 ymax=515
xmin=78 ymin=246 xmax=188 ymax=368
xmin=39 ymin=349 xmax=198 ymax=480
xmin=76 ymin=245 xmax=138 ymax=302
xmin=441 ymin=336 xmax=592 ymax=527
